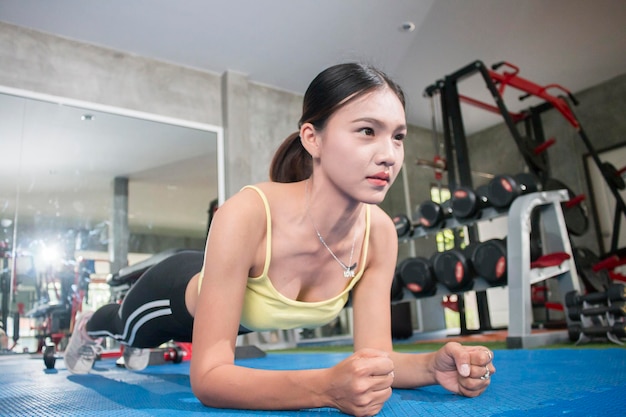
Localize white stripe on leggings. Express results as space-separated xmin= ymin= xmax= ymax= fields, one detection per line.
xmin=126 ymin=307 xmax=173 ymax=346
xmin=87 ymin=299 xmax=171 ymax=343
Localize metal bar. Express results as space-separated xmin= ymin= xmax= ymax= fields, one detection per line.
xmin=487 ymin=67 xmax=579 ymax=128
xmin=458 ymin=94 xmax=525 ymax=122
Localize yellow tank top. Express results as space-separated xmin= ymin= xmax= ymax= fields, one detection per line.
xmin=202 ymin=185 xmax=371 ymax=332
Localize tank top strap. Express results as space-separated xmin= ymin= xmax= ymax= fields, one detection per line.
xmin=241 ymin=185 xmax=272 ymax=277
xmin=198 ymin=185 xmax=272 ymax=295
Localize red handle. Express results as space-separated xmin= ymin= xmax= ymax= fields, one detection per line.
xmin=534 ymin=138 xmax=556 ymax=155
xmin=565 ymin=194 xmax=586 ymax=208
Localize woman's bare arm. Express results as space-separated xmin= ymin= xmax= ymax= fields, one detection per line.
xmin=351 ymin=207 xmax=494 ymax=395
xmin=189 ymin=188 xmax=393 ymax=416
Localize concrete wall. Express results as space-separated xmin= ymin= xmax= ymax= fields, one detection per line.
xmin=248 ymin=83 xmax=303 ymax=183
xmin=0 ymin=22 xmax=223 ymax=126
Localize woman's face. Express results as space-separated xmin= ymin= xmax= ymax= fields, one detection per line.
xmin=316 ymin=86 xmax=406 ymax=204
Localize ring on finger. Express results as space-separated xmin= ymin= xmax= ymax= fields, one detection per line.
xmin=480 ymin=365 xmax=490 ymax=380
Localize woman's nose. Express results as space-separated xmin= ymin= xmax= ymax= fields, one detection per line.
xmin=375 ymin=139 xmax=400 ymax=166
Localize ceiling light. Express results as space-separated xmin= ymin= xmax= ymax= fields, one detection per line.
xmin=81 ymin=114 xmax=95 ymax=121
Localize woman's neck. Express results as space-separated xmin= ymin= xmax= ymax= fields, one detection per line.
xmin=304 ymin=178 xmax=363 ymax=243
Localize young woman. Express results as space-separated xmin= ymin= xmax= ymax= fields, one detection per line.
xmin=65 ymin=63 xmax=495 ymax=416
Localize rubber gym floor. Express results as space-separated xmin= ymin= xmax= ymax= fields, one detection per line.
xmin=1 ymin=333 xmax=625 ymax=417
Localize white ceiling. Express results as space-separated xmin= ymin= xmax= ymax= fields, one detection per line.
xmin=1 ymin=0 xmax=625 ymax=244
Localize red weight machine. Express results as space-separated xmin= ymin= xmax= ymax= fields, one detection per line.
xmin=423 ymin=60 xmax=626 ymax=335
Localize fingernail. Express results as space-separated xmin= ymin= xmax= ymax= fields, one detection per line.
xmin=460 ymin=364 xmax=470 ymax=376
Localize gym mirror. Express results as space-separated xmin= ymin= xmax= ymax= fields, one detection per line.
xmin=0 ymin=91 xmax=221 ymax=350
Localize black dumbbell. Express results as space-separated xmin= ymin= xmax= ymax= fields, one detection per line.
xmin=393 ymin=213 xmax=413 ymax=238
xmin=568 ymin=322 xmax=626 ymax=341
xmin=43 ymin=344 xmax=56 ymax=370
xmin=567 ymin=301 xmax=626 ymax=321
xmin=565 ymin=283 xmax=626 ymax=307
xmin=164 ymin=346 xmax=185 ymax=364
xmin=450 ymin=184 xmax=491 ymax=219
xmin=395 ymin=257 xmax=438 ymax=298
xmin=469 ymin=238 xmax=507 ymax=286
xmin=431 ymin=248 xmax=474 ymax=293
xmin=486 ymin=172 xmax=541 ymax=209
xmin=416 ymin=200 xmax=451 ymax=229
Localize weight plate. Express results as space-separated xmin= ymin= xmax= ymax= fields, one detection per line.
xmin=543 ymin=178 xmax=589 ymax=236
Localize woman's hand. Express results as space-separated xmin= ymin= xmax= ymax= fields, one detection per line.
xmin=431 ymin=342 xmax=495 ymax=397
xmin=325 ymin=348 xmax=395 ymax=417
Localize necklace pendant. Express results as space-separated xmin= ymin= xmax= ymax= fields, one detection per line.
xmin=343 ymin=263 xmax=357 ymax=278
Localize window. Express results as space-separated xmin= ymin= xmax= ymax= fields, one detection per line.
xmin=429 ymin=185 xmax=465 ymax=252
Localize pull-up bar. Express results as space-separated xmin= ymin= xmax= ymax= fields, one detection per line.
xmin=425 ymin=60 xmax=580 ymax=128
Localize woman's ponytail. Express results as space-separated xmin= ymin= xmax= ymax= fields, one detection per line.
xmin=269 ymin=132 xmax=312 ymax=183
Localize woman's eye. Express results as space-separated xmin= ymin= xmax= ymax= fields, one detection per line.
xmin=394 ymin=133 xmax=406 ymax=141
xmin=359 ymin=127 xmax=375 ymax=136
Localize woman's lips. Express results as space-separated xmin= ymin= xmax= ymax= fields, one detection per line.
xmin=367 ymin=173 xmax=390 ymax=186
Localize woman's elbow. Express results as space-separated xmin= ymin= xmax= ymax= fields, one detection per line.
xmin=191 ymin=374 xmax=220 ymax=408
xmin=190 ymin=366 xmax=233 ymax=409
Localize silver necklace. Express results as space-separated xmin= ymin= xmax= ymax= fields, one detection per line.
xmin=305 ymin=180 xmax=358 ymax=278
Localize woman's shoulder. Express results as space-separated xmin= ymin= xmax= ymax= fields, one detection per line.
xmin=242 ymin=181 xmax=303 ymax=208
xmin=217 ymin=184 xmax=268 ymax=221
xmin=366 ymin=205 xmax=398 ymax=253
xmin=222 ymin=181 xmax=299 ymax=214
xmin=368 ymin=205 xmax=395 ymax=231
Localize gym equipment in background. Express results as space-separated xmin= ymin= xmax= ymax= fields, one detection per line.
xmin=393 ymin=213 xmax=418 ymax=239
xmin=394 ymin=257 xmax=438 ymax=298
xmin=450 ymin=185 xmax=491 ymax=220
xmin=415 ymin=199 xmax=451 ymax=229
xmin=431 ymin=247 xmax=475 ymax=293
xmin=565 ymin=283 xmax=626 ymax=345
xmin=487 ymin=173 xmax=541 ymax=209
xmin=543 ymin=178 xmax=589 ymax=237
xmin=412 ymin=59 xmax=609 ymax=344
xmin=424 ymin=59 xmax=625 ymax=256
xmin=571 ymin=246 xmax=613 ymax=294
xmin=470 ymin=238 xmax=508 ymax=286
xmin=396 ymin=188 xmax=582 ymax=347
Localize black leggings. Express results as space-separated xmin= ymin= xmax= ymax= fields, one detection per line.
xmin=86 ymin=251 xmax=202 ymax=348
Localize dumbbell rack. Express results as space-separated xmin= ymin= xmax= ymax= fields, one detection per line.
xmin=506 ymin=190 xmax=581 ymax=348
xmin=398 ymin=189 xmax=582 ymax=348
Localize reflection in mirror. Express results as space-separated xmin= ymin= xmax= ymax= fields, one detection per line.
xmin=0 ymin=92 xmax=220 ymax=352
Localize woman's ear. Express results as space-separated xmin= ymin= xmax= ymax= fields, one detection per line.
xmin=300 ymin=123 xmax=321 ymax=158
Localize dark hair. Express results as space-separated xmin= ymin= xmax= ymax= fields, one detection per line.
xmin=269 ymin=63 xmax=405 ymax=183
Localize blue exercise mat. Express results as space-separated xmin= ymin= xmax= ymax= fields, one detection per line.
xmin=0 ymin=348 xmax=624 ymax=416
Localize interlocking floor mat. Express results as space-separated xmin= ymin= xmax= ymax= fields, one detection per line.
xmin=0 ymin=348 xmax=624 ymax=416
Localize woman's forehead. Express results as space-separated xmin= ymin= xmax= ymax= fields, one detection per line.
xmin=335 ymin=88 xmax=406 ymax=123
